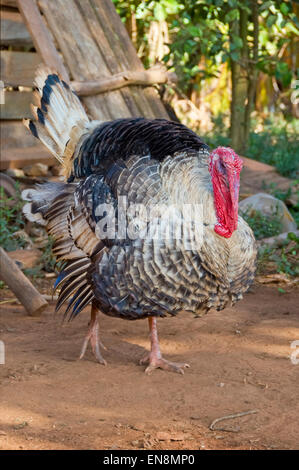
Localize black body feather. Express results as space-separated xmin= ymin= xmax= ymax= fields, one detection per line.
xmin=71 ymin=118 xmax=209 ymax=180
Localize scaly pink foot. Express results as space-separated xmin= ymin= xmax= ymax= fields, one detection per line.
xmin=79 ymin=304 xmax=107 ymax=365
xmin=140 ymin=352 xmax=190 ymax=375
xmin=140 ymin=317 xmax=190 ymax=375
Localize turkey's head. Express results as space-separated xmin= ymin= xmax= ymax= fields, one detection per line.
xmin=209 ymin=147 xmax=243 ymax=238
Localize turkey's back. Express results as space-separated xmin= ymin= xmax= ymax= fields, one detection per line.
xmin=71 ymin=118 xmax=209 ymax=180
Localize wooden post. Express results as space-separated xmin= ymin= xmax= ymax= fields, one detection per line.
xmin=0 ymin=247 xmax=48 ymax=316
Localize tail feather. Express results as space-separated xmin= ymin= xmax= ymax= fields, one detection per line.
xmin=21 ymin=182 xmax=69 ymax=225
xmin=24 ymin=66 xmax=90 ymax=176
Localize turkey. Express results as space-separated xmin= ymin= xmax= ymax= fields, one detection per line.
xmin=22 ymin=67 xmax=257 ymax=374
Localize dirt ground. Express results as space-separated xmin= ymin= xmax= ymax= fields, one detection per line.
xmin=0 ymin=282 xmax=298 ymax=450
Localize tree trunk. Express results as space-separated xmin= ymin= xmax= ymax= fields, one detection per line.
xmin=244 ymin=0 xmax=259 ymax=147
xmin=126 ymin=11 xmax=137 ymax=47
xmin=230 ymin=7 xmax=249 ymax=154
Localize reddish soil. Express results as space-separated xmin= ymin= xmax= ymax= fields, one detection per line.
xmin=0 ymin=283 xmax=298 ymax=450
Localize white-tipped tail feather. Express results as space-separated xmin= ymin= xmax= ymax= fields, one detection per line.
xmin=22 ymin=182 xmax=68 ymax=226
xmin=24 ymin=66 xmax=89 ymax=177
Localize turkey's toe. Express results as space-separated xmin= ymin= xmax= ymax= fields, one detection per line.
xmin=79 ymin=333 xmax=107 ymax=365
xmin=142 ymin=356 xmax=190 ymax=375
xmin=139 ymin=352 xmax=151 ymax=365
xmin=91 ymin=341 xmax=107 ymax=366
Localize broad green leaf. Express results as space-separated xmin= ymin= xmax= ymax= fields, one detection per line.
xmin=190 ymin=65 xmax=200 ymax=76
xmin=266 ymin=14 xmax=277 ymax=28
xmin=288 ymin=232 xmax=299 ymax=243
xmin=154 ymin=3 xmax=166 ymax=21
xmin=280 ymin=2 xmax=289 ymax=15
xmin=188 ymin=25 xmax=201 ymax=37
xmin=231 ymin=34 xmax=243 ymax=50
xmin=275 ymin=62 xmax=292 ymax=87
xmin=259 ymin=1 xmax=273 ymax=12
xmin=162 ymin=0 xmax=183 ymax=15
xmin=224 ymin=9 xmax=239 ymax=22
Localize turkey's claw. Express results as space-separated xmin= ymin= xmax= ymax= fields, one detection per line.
xmin=79 ymin=305 xmax=107 ymax=365
xmin=141 ymin=317 xmax=190 ymax=375
xmin=140 ymin=353 xmax=190 ymax=375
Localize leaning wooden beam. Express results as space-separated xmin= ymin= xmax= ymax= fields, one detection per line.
xmin=17 ymin=0 xmax=69 ymax=81
xmin=71 ymin=68 xmax=177 ymax=97
xmin=0 ymin=247 xmax=48 ymax=316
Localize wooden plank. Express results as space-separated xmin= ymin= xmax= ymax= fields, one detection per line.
xmin=90 ymin=0 xmax=155 ymax=117
xmin=77 ymin=0 xmax=142 ymax=117
xmin=0 ymin=10 xmax=33 ymax=46
xmin=98 ymin=0 xmax=144 ymax=72
xmin=38 ymin=0 xmax=132 ymax=120
xmin=17 ymin=0 xmax=69 ymax=81
xmin=1 ymin=120 xmax=41 ymax=148
xmin=0 ymin=1 xmax=18 ymax=7
xmin=2 ymin=0 xmax=168 ymax=119
xmin=0 ymin=50 xmax=42 ymax=87
xmin=0 ymin=146 xmax=55 ymax=170
xmin=87 ymin=0 xmax=152 ymax=118
xmin=39 ymin=0 xmax=168 ymax=120
xmin=0 ymin=120 xmax=53 ymax=152
xmin=98 ymin=0 xmax=169 ymax=119
xmin=0 ymin=90 xmax=33 ymax=119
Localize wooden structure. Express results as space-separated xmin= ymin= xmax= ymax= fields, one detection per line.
xmin=0 ymin=247 xmax=48 ymax=316
xmin=0 ymin=0 xmax=171 ymax=170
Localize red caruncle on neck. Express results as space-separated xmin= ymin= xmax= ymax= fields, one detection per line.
xmin=209 ymin=147 xmax=243 ymax=238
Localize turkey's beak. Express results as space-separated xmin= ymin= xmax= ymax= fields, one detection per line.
xmin=228 ymin=171 xmax=240 ymax=231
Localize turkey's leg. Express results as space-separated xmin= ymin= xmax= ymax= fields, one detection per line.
xmin=140 ymin=317 xmax=190 ymax=374
xmin=79 ymin=303 xmax=107 ymax=365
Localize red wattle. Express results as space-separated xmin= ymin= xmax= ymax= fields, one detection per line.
xmin=209 ymin=148 xmax=242 ymax=238
xmin=214 ymin=223 xmax=233 ymax=238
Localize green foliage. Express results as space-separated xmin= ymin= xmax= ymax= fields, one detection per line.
xmin=205 ymin=113 xmax=299 ymax=179
xmin=0 ymin=185 xmax=59 ymax=277
xmin=0 ymin=185 xmax=25 ymax=251
xmin=263 ymin=181 xmax=299 ymax=227
xmin=241 ymin=207 xmax=283 ymax=240
xmin=113 ymin=0 xmax=298 ymax=96
xmin=204 ymin=113 xmax=231 ymax=148
xmin=257 ymin=1 xmax=299 ymax=77
xmin=247 ymin=116 xmax=299 ymax=179
xmin=275 ymin=62 xmax=292 ymax=88
xmin=23 ymin=265 xmax=45 ymax=280
xmin=258 ymin=232 xmax=299 ymax=278
xmin=23 ymin=237 xmax=60 ymax=278
xmin=40 ymin=236 xmax=60 ymax=273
